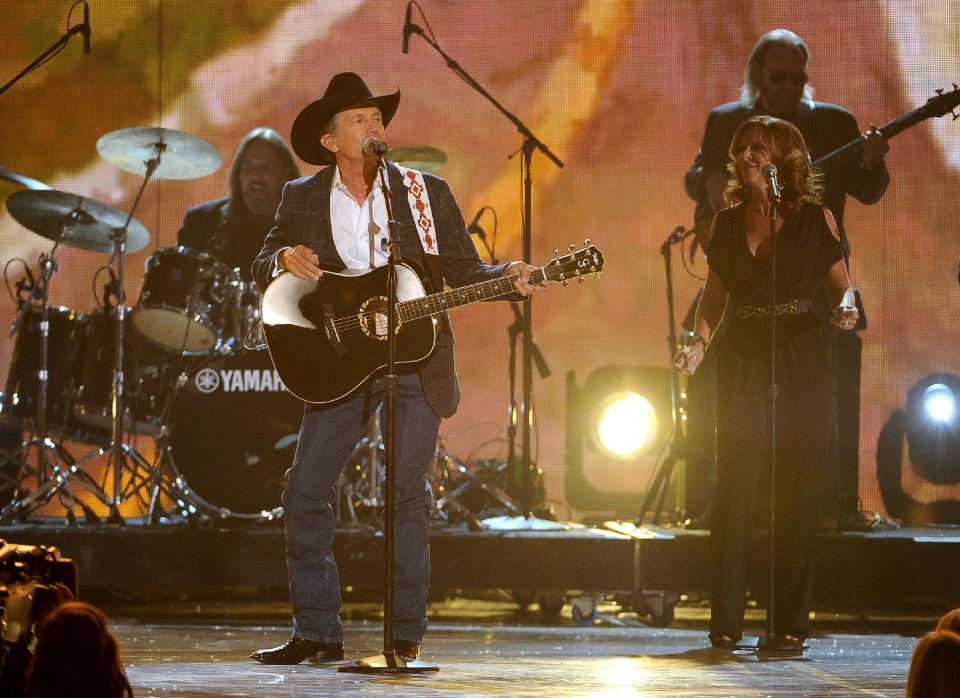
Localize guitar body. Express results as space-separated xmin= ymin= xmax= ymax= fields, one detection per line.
xmin=261 ymin=262 xmax=438 ymax=404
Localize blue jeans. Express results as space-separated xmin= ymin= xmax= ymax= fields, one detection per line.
xmin=282 ymin=373 xmax=439 ymax=644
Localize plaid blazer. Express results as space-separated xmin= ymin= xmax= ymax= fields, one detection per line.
xmin=252 ymin=163 xmax=508 ymax=418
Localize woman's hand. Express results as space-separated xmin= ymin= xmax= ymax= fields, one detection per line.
xmin=673 ymin=342 xmax=706 ymax=376
xmin=831 ymin=303 xmax=859 ymax=330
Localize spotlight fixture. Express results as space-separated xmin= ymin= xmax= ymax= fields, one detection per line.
xmin=877 ymin=372 xmax=960 ymax=525
xmin=565 ymin=366 xmax=673 ymax=518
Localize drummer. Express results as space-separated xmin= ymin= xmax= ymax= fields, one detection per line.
xmin=177 ymin=127 xmax=301 ymax=281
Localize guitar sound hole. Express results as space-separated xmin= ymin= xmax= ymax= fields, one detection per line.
xmin=360 ymin=297 xmax=400 ymax=341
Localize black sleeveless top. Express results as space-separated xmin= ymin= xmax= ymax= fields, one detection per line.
xmin=705 ymin=202 xmax=843 ymax=308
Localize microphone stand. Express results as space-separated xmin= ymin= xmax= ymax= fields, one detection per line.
xmin=405 ymin=17 xmax=563 ymax=515
xmin=0 ymin=21 xmax=87 ymax=97
xmin=473 ymin=228 xmax=550 ymax=499
xmin=340 ymin=158 xmax=437 ymax=674
xmin=636 ymin=226 xmax=690 ymax=525
xmin=756 ymin=190 xmax=780 ymax=651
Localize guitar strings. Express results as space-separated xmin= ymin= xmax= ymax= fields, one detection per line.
xmin=327 ymin=270 xmax=552 ymax=337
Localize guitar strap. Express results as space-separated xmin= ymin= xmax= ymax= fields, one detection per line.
xmin=394 ymin=163 xmax=450 ymax=334
xmin=394 ymin=164 xmax=439 ymax=257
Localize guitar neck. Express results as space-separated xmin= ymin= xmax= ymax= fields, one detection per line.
xmin=812 ymin=106 xmax=928 ymax=167
xmin=398 ymin=267 xmax=547 ymax=322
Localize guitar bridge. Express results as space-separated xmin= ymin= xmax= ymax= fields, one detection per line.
xmin=325 ymin=316 xmax=340 ymax=344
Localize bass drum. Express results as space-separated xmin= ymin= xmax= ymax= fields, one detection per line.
xmin=167 ymin=349 xmax=303 ymax=516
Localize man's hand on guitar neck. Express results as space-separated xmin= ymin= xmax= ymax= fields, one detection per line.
xmin=279 ymin=245 xmax=323 ymax=281
xmin=504 ymin=260 xmax=550 ymax=297
xmin=861 ymin=124 xmax=889 ymax=170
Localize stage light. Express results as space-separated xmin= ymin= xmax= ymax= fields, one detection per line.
xmin=923 ymin=383 xmax=955 ymax=424
xmin=565 ymin=366 xmax=673 ymax=518
xmin=593 ymin=391 xmax=658 ymax=460
xmin=877 ymin=372 xmax=960 ymax=525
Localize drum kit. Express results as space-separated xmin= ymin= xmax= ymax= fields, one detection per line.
xmin=0 ymin=126 xmax=304 ymax=524
xmin=0 ymin=131 xmax=520 ymax=528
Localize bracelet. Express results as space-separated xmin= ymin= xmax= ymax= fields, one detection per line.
xmin=687 ymin=333 xmax=707 ymax=349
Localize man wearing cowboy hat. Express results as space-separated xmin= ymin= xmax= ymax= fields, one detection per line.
xmin=250 ymin=72 xmax=547 ymax=665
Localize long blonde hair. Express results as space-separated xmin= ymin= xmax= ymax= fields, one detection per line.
xmin=724 ymin=115 xmax=823 ymax=218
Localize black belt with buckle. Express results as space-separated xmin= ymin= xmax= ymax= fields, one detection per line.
xmin=733 ymin=299 xmax=814 ymax=320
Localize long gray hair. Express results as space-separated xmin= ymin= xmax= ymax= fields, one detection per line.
xmin=740 ymin=29 xmax=816 ymax=106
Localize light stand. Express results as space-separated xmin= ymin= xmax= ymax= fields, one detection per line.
xmin=636 ymin=226 xmax=691 ymax=525
xmin=405 ymin=13 xmax=563 ymax=514
xmin=339 ymin=157 xmax=438 ymax=674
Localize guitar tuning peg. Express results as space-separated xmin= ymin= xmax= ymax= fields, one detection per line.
xmin=583 ymin=238 xmax=591 ymax=246
xmin=577 ymin=276 xmax=584 ymax=283
xmin=936 ymin=88 xmax=944 ymax=95
xmin=562 ymin=280 xmax=569 ymax=287
xmin=594 ymin=271 xmax=601 ymax=279
xmin=953 ymin=83 xmax=958 ymax=91
xmin=554 ymin=248 xmax=560 ymax=257
xmin=568 ymin=243 xmax=576 ymax=251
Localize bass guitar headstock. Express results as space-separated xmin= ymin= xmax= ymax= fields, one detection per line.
xmin=921 ymin=83 xmax=960 ymax=120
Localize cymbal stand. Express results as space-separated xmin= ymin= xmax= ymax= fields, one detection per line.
xmin=100 ymin=150 xmax=163 ymax=524
xmin=1 ymin=220 xmax=112 ymax=524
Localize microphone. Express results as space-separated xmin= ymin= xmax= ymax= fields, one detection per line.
xmin=466 ymin=207 xmax=486 ymax=239
xmin=761 ymin=163 xmax=781 ymax=202
xmin=402 ymin=1 xmax=414 ymax=54
xmin=362 ymin=136 xmax=387 ymax=157
xmin=82 ymin=2 xmax=90 ymax=54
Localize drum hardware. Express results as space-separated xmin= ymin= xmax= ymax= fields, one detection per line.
xmin=0 ymin=195 xmax=119 ymax=524
xmin=1 ymin=127 xmax=225 ymax=525
xmin=86 ymin=126 xmax=222 ymax=524
xmin=131 ymin=246 xmax=240 ymax=356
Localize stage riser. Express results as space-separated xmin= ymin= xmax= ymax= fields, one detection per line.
xmin=2 ymin=526 xmax=958 ymax=608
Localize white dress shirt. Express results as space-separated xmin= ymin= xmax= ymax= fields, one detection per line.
xmin=273 ymin=167 xmax=392 ymax=276
xmin=330 ymin=166 xmax=390 ymax=270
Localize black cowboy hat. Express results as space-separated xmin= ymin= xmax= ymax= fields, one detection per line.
xmin=290 ymin=72 xmax=401 ymax=166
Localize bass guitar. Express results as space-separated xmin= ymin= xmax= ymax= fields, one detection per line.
xmin=261 ymin=244 xmax=604 ymax=404
xmin=690 ymin=85 xmax=960 ymax=244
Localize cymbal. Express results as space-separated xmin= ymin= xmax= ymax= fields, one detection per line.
xmin=96 ymin=127 xmax=223 ymax=180
xmin=0 ymin=166 xmax=52 ymax=191
xmin=6 ymin=189 xmax=149 ymax=254
xmin=385 ymin=146 xmax=447 ymax=174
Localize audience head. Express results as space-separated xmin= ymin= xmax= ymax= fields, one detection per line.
xmin=906 ymin=630 xmax=960 ymax=698
xmin=26 ymin=601 xmax=133 ymax=698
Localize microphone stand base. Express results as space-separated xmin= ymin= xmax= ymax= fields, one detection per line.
xmin=338 ymin=652 xmax=439 ymax=674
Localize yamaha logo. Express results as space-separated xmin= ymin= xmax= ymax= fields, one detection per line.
xmin=192 ymin=367 xmax=288 ymax=393
xmin=194 ymin=368 xmax=221 ymax=393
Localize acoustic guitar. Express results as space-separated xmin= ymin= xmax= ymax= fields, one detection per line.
xmin=261 ymin=244 xmax=604 ymax=404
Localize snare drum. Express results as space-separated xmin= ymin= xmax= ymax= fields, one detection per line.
xmin=0 ymin=305 xmax=87 ymax=434
xmin=131 ymin=246 xmax=239 ymax=355
xmin=73 ymin=307 xmax=180 ymax=436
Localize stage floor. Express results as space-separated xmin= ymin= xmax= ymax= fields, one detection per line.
xmin=115 ymin=609 xmax=916 ymax=697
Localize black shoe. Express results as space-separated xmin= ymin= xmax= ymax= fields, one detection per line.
xmin=250 ymin=635 xmax=344 ymax=664
xmin=392 ymin=638 xmax=421 ymax=660
xmin=757 ymin=633 xmax=806 ymax=653
xmin=708 ymin=633 xmax=739 ymax=650
xmin=838 ymin=510 xmax=900 ymax=532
